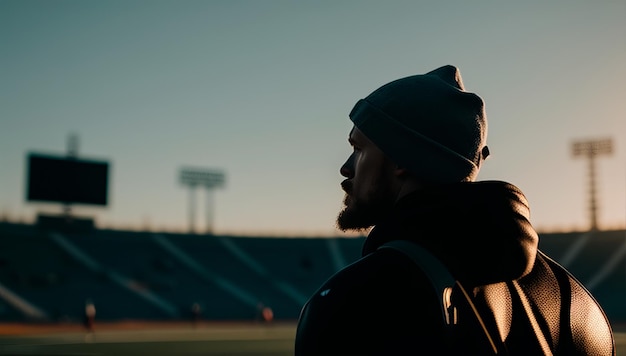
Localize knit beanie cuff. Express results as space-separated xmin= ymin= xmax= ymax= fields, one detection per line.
xmin=350 ymin=98 xmax=480 ymax=183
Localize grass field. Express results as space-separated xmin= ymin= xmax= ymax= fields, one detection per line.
xmin=0 ymin=321 xmax=624 ymax=355
xmin=0 ymin=321 xmax=296 ymax=356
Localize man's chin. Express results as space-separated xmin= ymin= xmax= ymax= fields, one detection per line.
xmin=336 ymin=208 xmax=374 ymax=232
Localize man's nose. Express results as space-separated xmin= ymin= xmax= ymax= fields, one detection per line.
xmin=340 ymin=154 xmax=354 ymax=178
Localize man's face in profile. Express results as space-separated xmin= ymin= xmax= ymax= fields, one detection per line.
xmin=337 ymin=127 xmax=397 ymax=231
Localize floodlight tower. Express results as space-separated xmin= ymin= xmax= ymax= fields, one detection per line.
xmin=64 ymin=133 xmax=79 ymax=218
xmin=572 ymin=138 xmax=613 ymax=231
xmin=67 ymin=133 xmax=79 ymax=158
xmin=180 ymin=168 xmax=226 ymax=234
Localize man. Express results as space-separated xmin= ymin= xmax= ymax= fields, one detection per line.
xmin=294 ymin=65 xmax=615 ymax=355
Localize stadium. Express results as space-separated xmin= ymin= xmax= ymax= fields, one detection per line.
xmin=0 ymin=218 xmax=625 ymax=355
xmin=1 ymin=139 xmax=625 ymax=355
xmin=2 ymin=2 xmax=625 ymax=353
xmin=2 ymin=88 xmax=624 ymax=355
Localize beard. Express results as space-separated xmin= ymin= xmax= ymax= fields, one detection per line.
xmin=336 ymin=170 xmax=396 ymax=232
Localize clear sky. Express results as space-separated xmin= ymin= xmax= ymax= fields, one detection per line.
xmin=1 ymin=0 xmax=625 ymax=236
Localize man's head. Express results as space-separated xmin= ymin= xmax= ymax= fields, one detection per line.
xmin=337 ymin=65 xmax=489 ymax=231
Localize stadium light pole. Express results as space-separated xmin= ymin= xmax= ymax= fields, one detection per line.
xmin=180 ymin=168 xmax=226 ymax=234
xmin=64 ymin=133 xmax=80 ymax=219
xmin=572 ymin=138 xmax=613 ymax=231
xmin=67 ymin=132 xmax=79 ymax=159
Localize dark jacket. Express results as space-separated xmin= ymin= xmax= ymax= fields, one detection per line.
xmin=295 ymin=181 xmax=614 ymax=355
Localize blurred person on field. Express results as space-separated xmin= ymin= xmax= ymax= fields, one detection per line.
xmin=83 ymin=298 xmax=96 ymax=332
xmin=262 ymin=305 xmax=274 ymax=325
xmin=294 ymin=65 xmax=615 ymax=355
xmin=191 ymin=302 xmax=202 ymax=328
xmin=255 ymin=302 xmax=274 ymax=325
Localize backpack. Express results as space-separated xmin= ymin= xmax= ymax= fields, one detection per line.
xmin=379 ymin=240 xmax=615 ymax=355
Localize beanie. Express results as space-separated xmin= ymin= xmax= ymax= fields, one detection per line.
xmin=348 ymin=65 xmax=489 ymax=183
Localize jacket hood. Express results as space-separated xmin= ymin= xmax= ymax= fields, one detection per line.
xmin=362 ymin=180 xmax=538 ymax=286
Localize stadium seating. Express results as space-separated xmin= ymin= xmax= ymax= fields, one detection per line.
xmin=0 ymin=222 xmax=624 ymax=326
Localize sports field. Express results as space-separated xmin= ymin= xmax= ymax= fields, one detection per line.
xmin=0 ymin=321 xmax=295 ymax=356
xmin=0 ymin=321 xmax=624 ymax=355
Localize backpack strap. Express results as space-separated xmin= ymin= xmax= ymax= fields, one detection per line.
xmin=378 ymin=240 xmax=506 ymax=355
xmin=378 ymin=240 xmax=455 ymax=322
